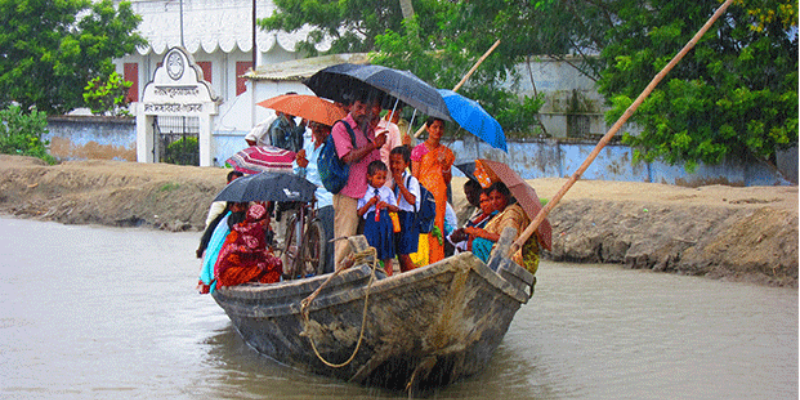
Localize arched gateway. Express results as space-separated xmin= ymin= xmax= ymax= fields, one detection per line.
xmin=136 ymin=47 xmax=220 ymax=166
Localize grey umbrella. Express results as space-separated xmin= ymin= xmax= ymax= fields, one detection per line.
xmin=213 ymin=171 xmax=318 ymax=203
xmin=303 ymin=63 xmax=452 ymax=122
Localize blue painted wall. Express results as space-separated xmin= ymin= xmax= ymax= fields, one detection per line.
xmin=44 ymin=118 xmax=794 ymax=187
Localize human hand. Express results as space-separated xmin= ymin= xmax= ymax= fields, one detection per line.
xmin=392 ymin=170 xmax=403 ymax=185
xmin=374 ymin=131 xmax=387 ymax=148
xmin=449 ymin=228 xmax=467 ymax=243
xmin=296 ymin=149 xmax=308 ymax=167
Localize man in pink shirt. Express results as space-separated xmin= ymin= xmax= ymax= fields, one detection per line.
xmin=331 ymin=92 xmax=387 ymax=268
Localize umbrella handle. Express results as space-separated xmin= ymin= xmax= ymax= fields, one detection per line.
xmin=414 ymin=39 xmax=501 ymax=139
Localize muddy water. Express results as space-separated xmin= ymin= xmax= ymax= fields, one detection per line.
xmin=0 ymin=217 xmax=795 ymax=399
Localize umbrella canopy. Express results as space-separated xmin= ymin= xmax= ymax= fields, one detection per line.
xmin=438 ymin=89 xmax=507 ymax=152
xmin=304 ymin=63 xmax=452 ymax=122
xmin=475 ymin=159 xmax=552 ymax=251
xmin=226 ymin=146 xmax=296 ymax=175
xmin=257 ymin=94 xmax=346 ymax=127
xmin=214 ymin=171 xmax=318 ymax=203
xmin=454 ymin=162 xmax=479 ymax=182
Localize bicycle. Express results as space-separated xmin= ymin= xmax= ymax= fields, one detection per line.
xmin=277 ymin=199 xmax=328 ymax=279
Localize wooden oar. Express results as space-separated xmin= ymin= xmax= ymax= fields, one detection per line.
xmin=412 ymin=39 xmax=502 ymax=138
xmin=510 ymin=0 xmax=737 ymax=256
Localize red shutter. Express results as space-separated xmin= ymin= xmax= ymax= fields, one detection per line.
xmin=196 ymin=61 xmax=212 ymax=83
xmin=236 ymin=61 xmax=253 ymax=96
xmin=124 ymin=62 xmax=139 ymax=103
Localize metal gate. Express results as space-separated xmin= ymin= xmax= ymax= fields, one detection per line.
xmin=153 ymin=116 xmax=200 ymax=165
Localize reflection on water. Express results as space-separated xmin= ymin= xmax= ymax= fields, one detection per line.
xmin=0 ymin=217 xmax=796 ymax=399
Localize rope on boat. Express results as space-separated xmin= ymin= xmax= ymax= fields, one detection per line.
xmin=299 ymin=247 xmax=379 ymax=368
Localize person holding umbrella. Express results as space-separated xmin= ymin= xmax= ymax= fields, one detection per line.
xmin=331 ymin=91 xmax=387 ymax=269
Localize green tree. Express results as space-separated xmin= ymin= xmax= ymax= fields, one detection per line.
xmin=0 ymin=0 xmax=146 ymax=115
xmin=599 ymin=0 xmax=798 ymax=170
xmin=262 ymin=1 xmax=545 ymax=135
xmin=83 ymin=71 xmax=133 ymax=116
xmin=0 ymin=104 xmax=56 ymax=164
xmin=259 ymin=0 xmax=443 ymax=55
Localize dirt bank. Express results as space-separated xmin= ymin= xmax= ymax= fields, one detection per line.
xmin=0 ymin=155 xmax=796 ymax=287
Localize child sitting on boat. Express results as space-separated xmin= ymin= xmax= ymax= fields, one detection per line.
xmin=389 ymin=145 xmax=420 ymax=273
xmin=358 ymin=160 xmax=400 ymax=276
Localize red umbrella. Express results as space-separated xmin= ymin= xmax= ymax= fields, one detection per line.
xmin=257 ymin=94 xmax=346 ymax=127
xmin=226 ymin=146 xmax=296 ymax=175
xmin=478 ymin=159 xmax=552 ymax=251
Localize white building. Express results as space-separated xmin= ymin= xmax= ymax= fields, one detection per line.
xmin=114 ymin=0 xmax=340 ymax=165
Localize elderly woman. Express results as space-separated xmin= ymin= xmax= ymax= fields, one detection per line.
xmin=465 ymin=182 xmax=539 ymax=272
xmin=215 ymin=203 xmax=282 ymax=287
xmin=411 ymin=117 xmax=454 ymax=264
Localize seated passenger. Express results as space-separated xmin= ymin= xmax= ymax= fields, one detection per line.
xmin=466 ymin=182 xmax=539 ymax=272
xmin=215 ymin=203 xmax=282 ymax=287
xmin=448 ymin=191 xmax=497 ymax=254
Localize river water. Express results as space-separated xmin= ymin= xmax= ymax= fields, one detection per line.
xmin=0 ymin=217 xmax=796 ymax=399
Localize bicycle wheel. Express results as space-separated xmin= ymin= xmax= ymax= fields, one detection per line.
xmin=299 ymin=219 xmax=327 ymax=277
xmin=281 ymin=213 xmax=300 ymax=279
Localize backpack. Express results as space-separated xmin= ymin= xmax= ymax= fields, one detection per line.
xmin=405 ymin=175 xmax=437 ymax=234
xmin=318 ymin=120 xmax=356 ymax=194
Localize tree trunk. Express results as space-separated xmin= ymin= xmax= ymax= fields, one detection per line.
xmin=399 ymin=0 xmax=415 ymax=20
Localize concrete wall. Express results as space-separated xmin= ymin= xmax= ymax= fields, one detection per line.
xmin=448 ymin=135 xmax=793 ymax=187
xmin=46 ymin=116 xmax=137 ymax=162
xmin=44 ymin=116 xmax=794 ymax=187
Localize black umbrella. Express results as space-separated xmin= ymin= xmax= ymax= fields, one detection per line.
xmin=304 ymin=63 xmax=452 ymax=122
xmin=454 ymin=162 xmax=479 ymax=182
xmin=213 ymin=172 xmax=318 ymax=203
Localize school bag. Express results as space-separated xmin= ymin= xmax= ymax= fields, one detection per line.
xmin=405 ymin=175 xmax=437 ymax=234
xmin=318 ymin=120 xmax=357 ymax=194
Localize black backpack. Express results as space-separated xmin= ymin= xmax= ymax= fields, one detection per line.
xmin=403 ymin=175 xmax=437 ymax=234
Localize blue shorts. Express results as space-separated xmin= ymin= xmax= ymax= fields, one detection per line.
xmin=395 ymin=210 xmax=419 ymax=255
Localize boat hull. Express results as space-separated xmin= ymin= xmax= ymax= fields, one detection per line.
xmin=212 ymin=232 xmax=534 ymax=391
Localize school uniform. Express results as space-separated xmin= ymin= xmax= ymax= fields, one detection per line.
xmin=358 ymin=185 xmax=398 ymax=260
xmin=393 ymin=171 xmax=421 ymax=255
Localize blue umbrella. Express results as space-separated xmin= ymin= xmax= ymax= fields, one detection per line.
xmin=438 ymin=89 xmax=507 ymax=152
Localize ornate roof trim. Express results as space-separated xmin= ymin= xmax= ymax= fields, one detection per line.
xmin=130 ymin=0 xmax=333 ymax=55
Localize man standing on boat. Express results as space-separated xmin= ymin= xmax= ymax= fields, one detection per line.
xmin=331 ymin=91 xmax=387 ymax=269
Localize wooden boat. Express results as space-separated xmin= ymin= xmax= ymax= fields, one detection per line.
xmin=212 ymin=228 xmax=535 ymax=392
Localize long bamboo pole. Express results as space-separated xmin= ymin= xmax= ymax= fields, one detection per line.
xmin=413 ymin=39 xmax=501 ymax=138
xmin=510 ymin=0 xmax=737 ymax=255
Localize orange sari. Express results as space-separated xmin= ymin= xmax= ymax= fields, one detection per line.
xmin=411 ymin=142 xmax=454 ymax=264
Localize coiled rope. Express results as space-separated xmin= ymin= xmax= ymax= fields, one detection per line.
xmin=299 ymin=247 xmax=379 ymax=368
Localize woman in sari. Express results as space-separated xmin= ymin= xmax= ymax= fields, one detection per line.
xmin=411 ymin=117 xmax=455 ymax=264
xmin=448 ymin=191 xmax=497 ymax=254
xmin=465 ymin=182 xmax=540 ymax=273
xmin=215 ymin=203 xmax=282 ymax=287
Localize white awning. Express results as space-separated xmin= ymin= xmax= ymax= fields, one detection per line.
xmin=243 ymin=53 xmax=371 ymax=81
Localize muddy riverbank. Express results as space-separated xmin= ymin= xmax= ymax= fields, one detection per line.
xmin=0 ymin=155 xmax=796 ymax=287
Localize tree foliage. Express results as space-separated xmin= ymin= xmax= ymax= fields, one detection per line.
xmin=0 ymin=104 xmax=56 ymax=164
xmin=261 ymin=0 xmax=546 ymax=135
xmin=599 ymin=0 xmax=798 ymax=169
xmin=0 ymin=0 xmax=146 ymax=115
xmin=262 ymin=0 xmax=798 ymax=166
xmin=83 ymin=71 xmax=133 ymax=116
